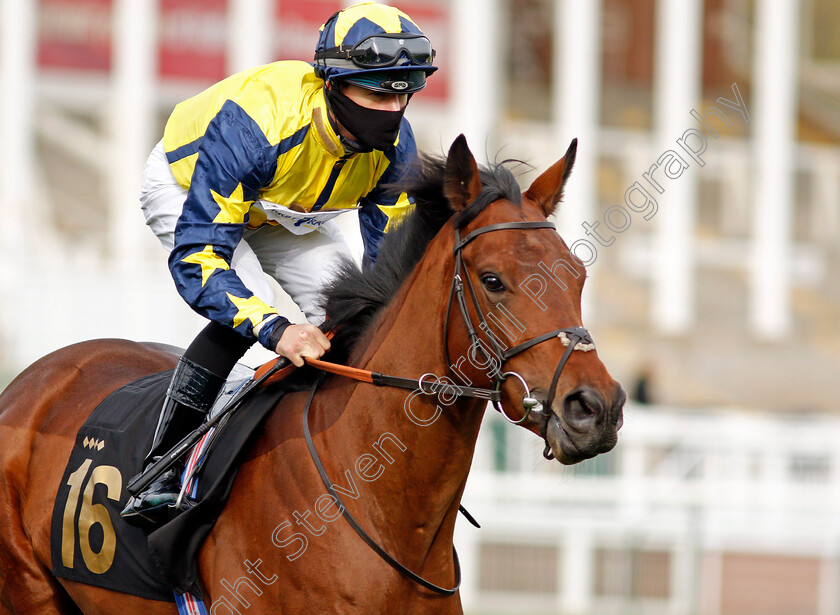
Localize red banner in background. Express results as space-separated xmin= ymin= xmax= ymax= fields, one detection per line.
xmin=37 ymin=0 xmax=112 ymax=71
xmin=158 ymin=0 xmax=227 ymax=82
xmin=36 ymin=0 xmax=448 ymax=101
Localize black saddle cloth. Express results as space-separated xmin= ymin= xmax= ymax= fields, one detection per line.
xmin=50 ymin=369 xmax=285 ymax=600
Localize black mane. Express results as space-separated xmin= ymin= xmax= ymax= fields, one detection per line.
xmin=320 ymin=153 xmax=523 ymax=364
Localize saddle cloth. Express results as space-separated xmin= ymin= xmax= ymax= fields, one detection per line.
xmin=50 ymin=367 xmax=286 ymax=600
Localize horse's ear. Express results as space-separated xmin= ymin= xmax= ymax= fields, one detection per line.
xmin=444 ymin=134 xmax=482 ymax=212
xmin=524 ymin=138 xmax=578 ymax=217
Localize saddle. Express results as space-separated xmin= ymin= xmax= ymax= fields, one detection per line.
xmin=50 ymin=361 xmax=291 ymax=599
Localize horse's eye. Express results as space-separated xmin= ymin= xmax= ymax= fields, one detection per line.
xmin=481 ymin=274 xmax=506 ymax=292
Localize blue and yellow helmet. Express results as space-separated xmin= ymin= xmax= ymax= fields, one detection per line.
xmin=314 ymin=2 xmax=438 ymax=94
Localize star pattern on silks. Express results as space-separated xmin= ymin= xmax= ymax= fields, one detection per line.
xmin=226 ymin=292 xmax=276 ymax=329
xmin=377 ymin=193 xmax=414 ymax=232
xmin=181 ymin=245 xmax=230 ymax=286
xmin=211 ymin=182 xmax=254 ymax=224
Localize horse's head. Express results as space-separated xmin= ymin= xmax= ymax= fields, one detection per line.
xmin=441 ymin=135 xmax=624 ymax=464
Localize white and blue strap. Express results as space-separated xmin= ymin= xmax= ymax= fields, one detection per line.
xmin=175 ymin=591 xmax=209 ymax=615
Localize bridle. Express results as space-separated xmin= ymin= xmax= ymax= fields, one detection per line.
xmin=445 ymin=221 xmax=595 ymax=455
xmin=300 ymin=216 xmax=597 ymax=596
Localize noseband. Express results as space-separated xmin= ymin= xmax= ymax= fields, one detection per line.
xmin=445 ymin=220 xmax=595 ymax=459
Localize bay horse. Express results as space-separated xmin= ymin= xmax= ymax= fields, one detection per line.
xmin=0 ymin=135 xmax=624 ymax=614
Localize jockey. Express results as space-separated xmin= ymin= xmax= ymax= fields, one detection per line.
xmin=122 ymin=1 xmax=437 ymax=524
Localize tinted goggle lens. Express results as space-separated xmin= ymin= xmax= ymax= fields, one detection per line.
xmin=352 ymin=35 xmax=434 ymax=67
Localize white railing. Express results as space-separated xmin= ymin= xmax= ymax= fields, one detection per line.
xmin=455 ymin=403 xmax=840 ymax=614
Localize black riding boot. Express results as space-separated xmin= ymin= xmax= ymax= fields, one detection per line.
xmin=121 ymin=356 xmax=225 ymax=526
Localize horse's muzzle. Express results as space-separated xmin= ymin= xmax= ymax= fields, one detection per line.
xmin=546 ymin=383 xmax=625 ymax=464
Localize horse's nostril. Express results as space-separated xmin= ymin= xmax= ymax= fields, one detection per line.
xmin=563 ymin=388 xmax=605 ymax=427
xmin=578 ymin=397 xmax=596 ymax=416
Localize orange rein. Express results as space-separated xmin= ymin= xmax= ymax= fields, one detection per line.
xmin=253 ymin=330 xmax=502 ymax=403
xmin=254 ymin=355 xmax=374 ymax=388
xmin=252 ymin=330 xmax=374 ymax=387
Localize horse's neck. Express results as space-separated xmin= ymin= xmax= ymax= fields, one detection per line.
xmin=320 ymin=250 xmax=485 ymax=556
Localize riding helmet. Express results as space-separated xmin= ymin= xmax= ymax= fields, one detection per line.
xmin=314 ymin=2 xmax=438 ymax=94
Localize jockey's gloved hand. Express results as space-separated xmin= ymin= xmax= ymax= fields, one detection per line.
xmin=270 ymin=322 xmax=331 ymax=367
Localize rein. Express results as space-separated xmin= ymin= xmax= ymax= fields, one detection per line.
xmin=302 ymin=375 xmax=463 ymax=595
xmin=305 ymin=357 xmax=500 ymax=402
xmin=256 ymin=355 xmax=501 ymax=401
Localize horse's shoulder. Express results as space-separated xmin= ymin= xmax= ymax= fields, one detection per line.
xmin=241 ymin=386 xmax=309 ymax=463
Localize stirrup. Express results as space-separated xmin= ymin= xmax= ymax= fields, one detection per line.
xmin=121 ymin=495 xmax=198 ymax=528
xmin=121 ymin=463 xmax=198 ymax=528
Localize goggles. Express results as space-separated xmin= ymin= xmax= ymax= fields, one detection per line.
xmin=316 ymin=33 xmax=436 ymax=69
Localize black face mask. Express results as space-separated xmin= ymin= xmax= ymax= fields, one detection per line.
xmin=325 ymin=85 xmax=406 ymax=152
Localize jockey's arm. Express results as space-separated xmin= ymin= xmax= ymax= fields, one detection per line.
xmin=168 ymin=100 xmax=290 ymax=352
